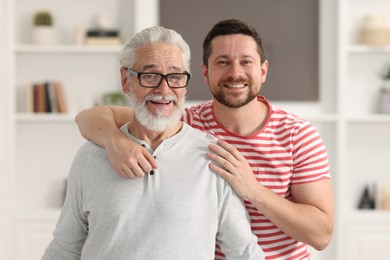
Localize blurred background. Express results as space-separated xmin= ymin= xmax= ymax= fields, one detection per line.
xmin=1 ymin=0 xmax=390 ymax=259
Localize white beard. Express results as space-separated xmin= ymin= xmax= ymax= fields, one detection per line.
xmin=127 ymin=90 xmax=184 ymax=132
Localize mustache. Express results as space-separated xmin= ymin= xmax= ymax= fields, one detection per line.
xmin=220 ymin=76 xmax=248 ymax=84
xmin=144 ymin=94 xmax=178 ymax=103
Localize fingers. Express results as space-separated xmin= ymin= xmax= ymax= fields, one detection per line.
xmin=109 ymin=146 xmax=157 ymax=179
xmin=128 ymin=149 xmax=158 ymax=177
xmin=208 ymin=143 xmax=231 ymax=161
xmin=119 ymin=163 xmax=150 ymax=179
xmin=207 ymin=140 xmax=244 ymax=175
xmin=208 ymin=161 xmax=233 ymax=180
xmin=215 ymin=139 xmax=243 ymax=160
xmin=207 ymin=145 xmax=235 ymax=174
xmin=142 ymin=149 xmax=158 ymax=169
xmin=120 ymin=167 xmax=142 ymax=179
xmin=120 ymin=167 xmax=135 ymax=179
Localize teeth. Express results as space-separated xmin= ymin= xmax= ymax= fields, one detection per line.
xmin=151 ymin=100 xmax=171 ymax=104
xmin=226 ymin=84 xmax=245 ymax=88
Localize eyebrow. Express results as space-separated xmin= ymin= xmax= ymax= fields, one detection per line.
xmin=142 ymin=64 xmax=183 ymax=72
xmin=215 ymin=54 xmax=255 ymax=59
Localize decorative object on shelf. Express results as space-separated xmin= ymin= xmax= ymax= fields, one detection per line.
xmin=102 ymin=91 xmax=128 ymax=106
xmin=32 ymin=10 xmax=57 ymax=45
xmin=85 ymin=29 xmax=121 ymax=46
xmin=74 ymin=25 xmax=85 ymax=45
xmin=359 ymin=14 xmax=390 ymax=46
xmin=97 ymin=12 xmax=113 ymax=30
xmin=378 ymin=185 xmax=390 ymax=210
xmin=27 ymin=81 xmax=67 ymax=113
xmin=358 ymin=184 xmax=376 ymax=209
xmin=377 ymin=63 xmax=390 ymax=113
xmin=85 ymin=13 xmax=120 ymax=46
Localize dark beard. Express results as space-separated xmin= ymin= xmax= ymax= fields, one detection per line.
xmin=213 ymin=89 xmax=258 ymax=108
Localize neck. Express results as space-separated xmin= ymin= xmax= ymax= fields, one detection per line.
xmin=128 ymin=118 xmax=183 ymax=150
xmin=212 ymin=97 xmax=268 ymax=136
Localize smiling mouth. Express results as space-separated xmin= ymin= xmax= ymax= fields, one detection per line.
xmin=224 ymin=83 xmax=247 ymax=88
xmin=149 ymin=100 xmax=173 ymax=105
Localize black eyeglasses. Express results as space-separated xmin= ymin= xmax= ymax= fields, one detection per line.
xmin=125 ymin=67 xmax=191 ymax=88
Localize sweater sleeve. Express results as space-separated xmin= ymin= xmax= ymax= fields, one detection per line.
xmin=215 ymin=179 xmax=265 ymax=260
xmin=42 ymin=144 xmax=90 ymax=260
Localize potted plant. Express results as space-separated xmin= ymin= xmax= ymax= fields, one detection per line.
xmin=32 ymin=11 xmax=57 ymax=45
xmin=102 ymin=92 xmax=128 ymax=106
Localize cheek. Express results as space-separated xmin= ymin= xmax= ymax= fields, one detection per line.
xmin=178 ymin=89 xmax=187 ymax=100
xmin=205 ymin=69 xmax=220 ymax=84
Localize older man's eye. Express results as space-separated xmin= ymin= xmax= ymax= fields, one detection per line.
xmin=144 ymin=74 xmax=159 ymax=79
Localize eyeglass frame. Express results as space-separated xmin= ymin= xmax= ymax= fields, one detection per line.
xmin=125 ymin=67 xmax=191 ymax=88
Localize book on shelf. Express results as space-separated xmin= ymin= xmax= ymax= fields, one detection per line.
xmin=27 ymin=81 xmax=67 ymax=113
xmin=85 ymin=37 xmax=121 ymax=46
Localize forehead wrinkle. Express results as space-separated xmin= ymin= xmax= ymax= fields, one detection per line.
xmin=142 ymin=64 xmax=159 ymax=70
xmin=141 ymin=64 xmax=183 ymax=72
xmin=135 ymin=43 xmax=185 ymax=72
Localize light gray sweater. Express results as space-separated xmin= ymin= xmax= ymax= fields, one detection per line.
xmin=42 ymin=123 xmax=264 ymax=260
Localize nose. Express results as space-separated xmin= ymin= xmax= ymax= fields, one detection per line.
xmin=155 ymin=77 xmax=171 ymax=95
xmin=227 ymin=61 xmax=243 ymax=78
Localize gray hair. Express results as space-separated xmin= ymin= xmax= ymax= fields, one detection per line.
xmin=119 ymin=26 xmax=191 ymax=72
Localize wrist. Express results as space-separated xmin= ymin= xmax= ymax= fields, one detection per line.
xmin=247 ymin=183 xmax=268 ymax=211
xmin=103 ymin=127 xmax=126 ymax=150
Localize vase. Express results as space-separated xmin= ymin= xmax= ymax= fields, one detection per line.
xmin=32 ymin=26 xmax=57 ymax=45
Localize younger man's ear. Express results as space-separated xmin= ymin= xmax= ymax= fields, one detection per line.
xmin=201 ymin=64 xmax=210 ymax=86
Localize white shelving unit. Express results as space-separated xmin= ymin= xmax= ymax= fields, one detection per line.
xmin=10 ymin=0 xmax=130 ymax=213
xmin=337 ymin=0 xmax=390 ymax=259
xmin=2 ymin=0 xmax=158 ymax=259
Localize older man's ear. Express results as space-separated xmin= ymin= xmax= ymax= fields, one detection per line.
xmin=120 ymin=67 xmax=130 ymax=94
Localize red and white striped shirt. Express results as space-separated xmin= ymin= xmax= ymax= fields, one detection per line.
xmin=183 ymin=96 xmax=331 ymax=260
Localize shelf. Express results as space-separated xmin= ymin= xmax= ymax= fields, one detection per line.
xmin=15 ymin=44 xmax=122 ymax=54
xmin=346 ymin=114 xmax=390 ymax=123
xmin=348 ymin=209 xmax=390 ymax=220
xmin=349 ymin=44 xmax=390 ymax=54
xmin=16 ymin=113 xmax=75 ymax=122
xmin=304 ymin=114 xmax=338 ymax=123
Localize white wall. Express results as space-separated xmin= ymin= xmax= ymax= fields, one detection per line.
xmin=0 ymin=0 xmax=10 ymax=258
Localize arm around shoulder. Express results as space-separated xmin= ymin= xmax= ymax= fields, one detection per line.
xmin=75 ymin=105 xmax=157 ymax=178
xmin=75 ymin=105 xmax=132 ymax=147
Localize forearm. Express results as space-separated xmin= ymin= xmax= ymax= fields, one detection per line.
xmin=249 ymin=183 xmax=333 ymax=250
xmin=207 ymin=140 xmax=334 ymax=250
xmin=75 ymin=105 xmax=157 ymax=177
xmin=75 ymin=106 xmax=128 ymax=148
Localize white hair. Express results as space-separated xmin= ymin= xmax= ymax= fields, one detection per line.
xmin=119 ymin=26 xmax=191 ymax=72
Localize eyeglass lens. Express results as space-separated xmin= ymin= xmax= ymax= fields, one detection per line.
xmin=140 ymin=73 xmax=188 ymax=88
